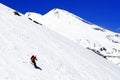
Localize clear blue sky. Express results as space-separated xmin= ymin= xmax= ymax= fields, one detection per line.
xmin=1 ymin=0 xmax=120 ymax=33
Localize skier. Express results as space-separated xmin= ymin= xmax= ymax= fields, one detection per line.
xmin=31 ymin=55 xmax=37 ymax=67
xmin=31 ymin=55 xmax=42 ymax=70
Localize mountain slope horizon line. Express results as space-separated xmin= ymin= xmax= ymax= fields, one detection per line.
xmin=0 ymin=3 xmax=120 ymax=80
xmin=24 ymin=5 xmax=120 ymax=66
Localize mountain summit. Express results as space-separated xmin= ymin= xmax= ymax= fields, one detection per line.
xmin=25 ymin=8 xmax=120 ymax=66
xmin=0 ymin=3 xmax=120 ymax=80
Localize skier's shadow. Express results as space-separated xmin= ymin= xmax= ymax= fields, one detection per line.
xmin=32 ymin=62 xmax=42 ymax=70
xmin=35 ymin=66 xmax=42 ymax=70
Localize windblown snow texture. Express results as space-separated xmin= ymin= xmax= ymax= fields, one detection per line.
xmin=0 ymin=3 xmax=120 ymax=80
xmin=25 ymin=8 xmax=120 ymax=66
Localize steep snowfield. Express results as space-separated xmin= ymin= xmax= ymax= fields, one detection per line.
xmin=1 ymin=3 xmax=120 ymax=80
xmin=25 ymin=8 xmax=120 ymax=65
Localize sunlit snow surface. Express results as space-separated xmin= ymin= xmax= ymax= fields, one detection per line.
xmin=25 ymin=8 xmax=120 ymax=65
xmin=0 ymin=3 xmax=120 ymax=80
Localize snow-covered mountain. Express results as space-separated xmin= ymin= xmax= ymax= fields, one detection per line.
xmin=1 ymin=3 xmax=120 ymax=80
xmin=25 ymin=8 xmax=120 ymax=66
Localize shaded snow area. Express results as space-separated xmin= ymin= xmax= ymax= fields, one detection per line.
xmin=25 ymin=8 xmax=120 ymax=66
xmin=1 ymin=3 xmax=120 ymax=80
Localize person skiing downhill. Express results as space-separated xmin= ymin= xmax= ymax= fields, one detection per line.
xmin=31 ymin=55 xmax=37 ymax=67
xmin=31 ymin=55 xmax=42 ymax=70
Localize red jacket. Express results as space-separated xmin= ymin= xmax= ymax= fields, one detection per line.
xmin=31 ymin=56 xmax=37 ymax=62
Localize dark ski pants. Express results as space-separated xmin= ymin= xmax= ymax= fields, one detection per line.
xmin=32 ymin=61 xmax=42 ymax=70
xmin=32 ymin=61 xmax=37 ymax=68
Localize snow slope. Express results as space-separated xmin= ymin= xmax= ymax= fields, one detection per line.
xmin=1 ymin=3 xmax=120 ymax=80
xmin=25 ymin=8 xmax=120 ymax=65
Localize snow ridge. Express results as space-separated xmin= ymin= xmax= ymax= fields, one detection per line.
xmin=25 ymin=8 xmax=120 ymax=66
xmin=1 ymin=3 xmax=120 ymax=80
